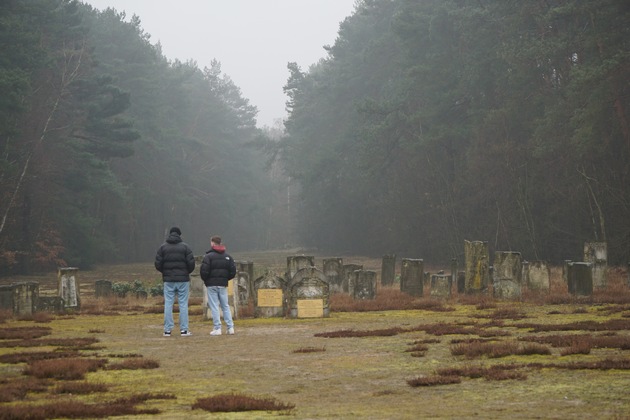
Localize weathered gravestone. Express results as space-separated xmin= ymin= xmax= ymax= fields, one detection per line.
xmin=492 ymin=251 xmax=522 ymax=300
xmin=341 ymin=264 xmax=363 ymax=293
xmin=381 ymin=254 xmax=396 ymax=287
xmin=526 ymin=261 xmax=550 ymax=293
xmin=95 ymin=280 xmax=112 ymax=298
xmin=286 ymin=256 xmax=314 ymax=282
xmin=450 ymin=259 xmax=457 ymax=291
xmin=568 ymin=262 xmax=593 ymax=296
xmin=584 ymin=242 xmax=607 ymax=289
xmin=236 ymin=261 xmax=255 ymax=301
xmin=202 ymin=279 xmax=237 ymax=320
xmin=254 ymin=273 xmax=286 ymax=318
xmin=350 ymin=270 xmax=376 ymax=300
xmin=430 ymin=274 xmax=452 ymax=299
xmin=464 ymin=240 xmax=489 ymax=294
xmin=323 ymin=258 xmax=344 ymax=293
xmin=235 ymin=271 xmax=250 ymax=309
xmin=400 ymin=258 xmax=423 ymax=297
xmin=0 ymin=285 xmax=13 ymax=312
xmin=457 ymin=271 xmax=466 ymax=294
xmin=37 ymin=296 xmax=65 ymax=313
xmin=13 ymin=282 xmax=38 ymax=316
xmin=189 ymin=255 xmax=206 ymax=298
xmin=562 ymin=260 xmax=572 ymax=284
xmin=58 ymin=267 xmax=80 ymax=310
xmin=287 ymin=267 xmax=329 ymax=318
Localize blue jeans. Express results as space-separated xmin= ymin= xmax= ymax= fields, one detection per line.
xmin=164 ymin=281 xmax=189 ymax=332
xmin=207 ymin=286 xmax=233 ymax=330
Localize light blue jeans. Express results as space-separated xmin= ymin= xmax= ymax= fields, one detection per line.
xmin=207 ymin=286 xmax=233 ymax=331
xmin=164 ymin=281 xmax=189 ymax=332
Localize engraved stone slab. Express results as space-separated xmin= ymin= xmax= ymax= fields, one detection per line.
xmin=381 ymin=254 xmax=396 ymax=286
xmin=430 ymin=274 xmax=452 ymax=299
xmin=350 ymin=270 xmax=376 ymax=300
xmin=254 ymin=273 xmax=286 ymax=318
xmin=400 ymin=258 xmax=423 ymax=297
xmin=58 ymin=267 xmax=80 ymax=309
xmin=493 ymin=251 xmax=522 ymax=300
xmin=584 ymin=242 xmax=607 ymax=289
xmin=287 ymin=267 xmax=329 ymax=318
xmin=568 ymin=262 xmax=593 ymax=296
xmin=323 ymin=258 xmax=344 ymax=293
xmin=286 ymin=256 xmax=314 ymax=282
xmin=341 ymin=264 xmax=363 ymax=293
xmin=0 ymin=285 xmax=13 ymax=311
xmin=94 ymin=280 xmax=112 ymax=298
xmin=464 ymin=240 xmax=489 ymax=294
xmin=13 ymin=282 xmax=38 ymax=316
xmin=527 ymin=261 xmax=550 ymax=292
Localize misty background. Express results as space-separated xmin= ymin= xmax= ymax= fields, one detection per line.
xmin=0 ymin=0 xmax=628 ymax=276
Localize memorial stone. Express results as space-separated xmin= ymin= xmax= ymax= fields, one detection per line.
xmin=450 ymin=258 xmax=457 ymax=290
xmin=236 ymin=271 xmax=250 ymax=308
xmin=37 ymin=296 xmax=65 ymax=313
xmin=0 ymin=285 xmax=13 ymax=311
xmin=58 ymin=267 xmax=80 ymax=310
xmin=13 ymin=282 xmax=38 ymax=316
xmin=430 ymin=274 xmax=452 ymax=299
xmin=492 ymin=251 xmax=522 ymax=300
xmin=568 ymin=262 xmax=593 ymax=296
xmin=464 ymin=240 xmax=489 ymax=294
xmin=350 ymin=270 xmax=376 ymax=300
xmin=95 ymin=280 xmax=112 ymax=298
xmin=457 ymin=271 xmax=465 ymax=294
xmin=323 ymin=258 xmax=344 ymax=293
xmin=287 ymin=267 xmax=329 ymax=318
xmin=527 ymin=261 xmax=550 ymax=292
xmin=341 ymin=264 xmax=363 ymax=293
xmin=286 ymin=256 xmax=314 ymax=282
xmin=562 ymin=260 xmax=572 ymax=284
xmin=189 ymin=255 xmax=206 ymax=297
xmin=254 ymin=273 xmax=286 ymax=318
xmin=584 ymin=242 xmax=607 ymax=289
xmin=236 ymin=261 xmax=255 ymax=301
xmin=381 ymin=254 xmax=396 ymax=286
xmin=400 ymin=258 xmax=423 ymax=297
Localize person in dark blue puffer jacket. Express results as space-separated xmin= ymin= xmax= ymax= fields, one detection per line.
xmin=155 ymin=227 xmax=195 ymax=337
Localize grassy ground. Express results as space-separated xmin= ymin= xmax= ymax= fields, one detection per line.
xmin=1 ymin=252 xmax=630 ymax=419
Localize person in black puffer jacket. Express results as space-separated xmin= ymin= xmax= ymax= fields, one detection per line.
xmin=200 ymin=235 xmax=236 ymax=336
xmin=155 ymin=227 xmax=195 ymax=337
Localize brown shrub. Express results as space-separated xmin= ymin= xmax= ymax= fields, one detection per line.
xmin=0 ymin=310 xmax=12 ymax=323
xmin=24 ymin=357 xmax=107 ymax=380
xmin=192 ymin=393 xmax=295 ymax=413
xmin=0 ymin=326 xmax=52 ymax=340
xmin=483 ymin=369 xmax=527 ymax=381
xmin=0 ymin=377 xmax=49 ymax=402
xmin=0 ymin=336 xmax=100 ymax=349
xmin=406 ymin=343 xmax=429 ymax=353
xmin=0 ymin=398 xmax=161 ymax=419
xmin=514 ymin=318 xmax=630 ymax=333
xmin=53 ymin=381 xmax=109 ymax=394
xmin=412 ymin=323 xmax=478 ymax=336
xmin=106 ymin=358 xmax=159 ymax=370
xmin=485 ymin=308 xmax=527 ymax=320
xmin=560 ymin=341 xmax=592 ymax=356
xmin=407 ymin=375 xmax=461 ymax=387
xmin=314 ymin=327 xmax=405 ymax=338
xmin=32 ymin=312 xmax=54 ymax=323
xmin=410 ymin=338 xmax=441 ymax=344
xmin=409 ymin=351 xmax=426 ymax=357
xmin=451 ymin=341 xmax=550 ymax=359
xmin=436 ymin=363 xmax=525 ymax=381
xmin=88 ymin=329 xmax=105 ymax=333
xmin=0 ymin=350 xmax=80 ymax=364
xmin=293 ymin=347 xmax=326 ymax=353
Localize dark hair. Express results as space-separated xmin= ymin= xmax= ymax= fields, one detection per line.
xmin=170 ymin=227 xmax=182 ymax=235
xmin=210 ymin=235 xmax=221 ymax=245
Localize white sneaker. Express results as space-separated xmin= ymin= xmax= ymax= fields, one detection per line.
xmin=210 ymin=329 xmax=222 ymax=336
xmin=227 ymin=327 xmax=235 ymax=335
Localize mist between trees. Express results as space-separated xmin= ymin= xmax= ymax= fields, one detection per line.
xmin=1 ymin=0 xmax=629 ymax=276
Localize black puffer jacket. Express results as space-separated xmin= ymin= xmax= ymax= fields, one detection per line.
xmin=154 ymin=232 xmax=195 ymax=282
xmin=200 ymin=245 xmax=236 ymax=287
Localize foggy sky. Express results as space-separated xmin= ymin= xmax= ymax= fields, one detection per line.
xmin=83 ymin=0 xmax=356 ymax=128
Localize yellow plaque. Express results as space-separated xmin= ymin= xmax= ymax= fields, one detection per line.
xmin=258 ymin=289 xmax=283 ymax=307
xmin=227 ymin=280 xmax=233 ymax=296
xmin=297 ymin=299 xmax=324 ymax=318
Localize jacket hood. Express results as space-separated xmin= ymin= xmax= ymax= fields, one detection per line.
xmin=166 ymin=233 xmax=183 ymax=244
xmin=207 ymin=244 xmax=226 ymax=254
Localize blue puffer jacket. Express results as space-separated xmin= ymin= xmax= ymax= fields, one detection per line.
xmin=154 ymin=232 xmax=195 ymax=282
xmin=200 ymin=245 xmax=236 ymax=287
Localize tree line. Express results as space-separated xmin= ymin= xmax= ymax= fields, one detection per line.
xmin=275 ymin=0 xmax=630 ymax=265
xmin=0 ymin=0 xmax=284 ymax=274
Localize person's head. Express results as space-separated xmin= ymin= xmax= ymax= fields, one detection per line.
xmin=210 ymin=235 xmax=221 ymax=246
xmin=170 ymin=227 xmax=182 ymax=235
